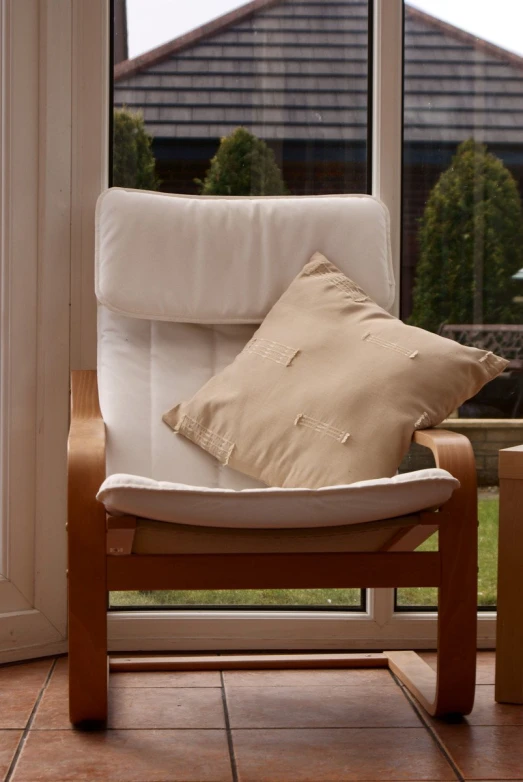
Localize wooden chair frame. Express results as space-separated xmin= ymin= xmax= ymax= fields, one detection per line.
xmin=68 ymin=370 xmax=478 ymax=726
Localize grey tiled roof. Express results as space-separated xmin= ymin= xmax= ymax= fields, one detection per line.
xmin=114 ymin=0 xmax=523 ymax=145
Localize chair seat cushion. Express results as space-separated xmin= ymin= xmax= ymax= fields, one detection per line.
xmin=97 ymin=468 xmax=458 ymax=529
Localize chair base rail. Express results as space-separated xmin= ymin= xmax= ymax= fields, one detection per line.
xmin=89 ymin=650 xmax=470 ymax=720
xmin=109 ymin=652 xmax=390 ymax=672
xmin=108 ymin=651 xmax=458 ymax=717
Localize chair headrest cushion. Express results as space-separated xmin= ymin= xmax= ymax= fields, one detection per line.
xmin=95 ymin=188 xmax=394 ymax=323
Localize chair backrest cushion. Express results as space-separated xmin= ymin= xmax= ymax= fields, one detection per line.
xmin=98 ymin=307 xmax=264 ymax=487
xmin=95 ymin=188 xmax=395 ymax=322
xmin=97 ymin=189 xmax=394 ymax=486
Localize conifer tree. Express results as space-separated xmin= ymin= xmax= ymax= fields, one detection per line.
xmin=113 ymin=107 xmax=158 ymax=190
xmin=197 ymin=127 xmax=287 ymax=196
xmin=410 ymin=139 xmax=523 ymax=331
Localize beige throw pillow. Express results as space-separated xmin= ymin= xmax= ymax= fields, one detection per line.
xmin=163 ymin=253 xmax=508 ymax=488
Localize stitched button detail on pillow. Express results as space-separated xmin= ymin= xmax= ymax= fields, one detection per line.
xmin=162 ymin=252 xmax=508 ymax=489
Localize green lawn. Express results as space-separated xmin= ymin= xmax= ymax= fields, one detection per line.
xmin=110 ymin=498 xmax=498 ymax=610
xmin=110 ymin=586 xmax=362 ymax=609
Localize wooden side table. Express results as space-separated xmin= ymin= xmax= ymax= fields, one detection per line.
xmin=495 ymin=444 xmax=523 ymax=704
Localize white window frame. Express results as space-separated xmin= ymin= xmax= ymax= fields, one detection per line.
xmin=0 ymin=0 xmax=496 ymax=661
xmin=0 ymin=0 xmax=71 ymax=662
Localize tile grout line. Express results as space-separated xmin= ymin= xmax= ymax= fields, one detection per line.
xmin=0 ymin=725 xmax=469 ymax=732
xmin=5 ymin=658 xmax=58 ymax=782
xmin=391 ymin=672 xmax=465 ymax=782
xmin=220 ymin=671 xmax=239 ymax=782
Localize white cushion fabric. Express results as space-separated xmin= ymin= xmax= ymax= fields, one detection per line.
xmin=97 ymin=468 xmax=458 ymax=529
xmin=98 ymin=306 xmax=265 ymax=487
xmin=95 ymin=189 xmax=394 ymax=322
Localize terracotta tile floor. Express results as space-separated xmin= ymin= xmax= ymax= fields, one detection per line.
xmin=0 ymin=651 xmax=522 ymax=781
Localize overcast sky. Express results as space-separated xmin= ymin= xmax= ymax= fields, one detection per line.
xmin=127 ymin=0 xmax=523 ymax=59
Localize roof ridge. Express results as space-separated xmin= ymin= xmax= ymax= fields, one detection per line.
xmin=406 ymin=5 xmax=523 ymax=71
xmin=115 ymin=0 xmax=523 ymax=83
xmin=114 ymin=0 xmax=284 ymax=82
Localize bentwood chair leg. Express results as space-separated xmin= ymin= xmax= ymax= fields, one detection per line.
xmin=68 ymin=372 xmax=108 ymax=726
xmin=68 ymin=572 xmax=108 ymax=726
xmin=431 ymin=510 xmax=477 ymax=716
xmin=386 ymin=486 xmax=478 ymax=717
xmin=68 ymin=498 xmax=108 ymax=725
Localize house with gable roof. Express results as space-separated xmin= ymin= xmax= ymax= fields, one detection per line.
xmin=114 ymin=0 xmax=523 ymax=316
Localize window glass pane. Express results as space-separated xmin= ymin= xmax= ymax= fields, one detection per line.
xmin=110 ymin=0 xmax=370 ymax=611
xmin=398 ymin=0 xmax=523 ymax=609
xmin=113 ymin=0 xmax=369 ymax=197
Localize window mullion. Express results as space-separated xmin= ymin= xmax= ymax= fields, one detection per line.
xmin=368 ymin=0 xmax=404 ymax=626
xmin=371 ymin=0 xmax=403 ymax=318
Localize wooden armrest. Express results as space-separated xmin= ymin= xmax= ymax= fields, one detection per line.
xmin=413 ymin=428 xmax=477 ymax=515
xmin=384 ymin=429 xmax=477 ymax=552
xmin=68 ymin=370 xmax=106 ymax=491
xmin=70 ymin=369 xmax=103 ymax=421
xmin=68 ymin=370 xmax=106 ymax=565
xmin=413 ymin=427 xmax=474 ymax=473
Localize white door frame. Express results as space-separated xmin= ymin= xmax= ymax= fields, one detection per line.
xmin=0 ymin=0 xmax=71 ymax=662
xmin=0 ymin=0 xmax=109 ymax=663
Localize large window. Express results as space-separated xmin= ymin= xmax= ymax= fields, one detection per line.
xmin=110 ymin=0 xmax=371 ymax=611
xmin=103 ymin=0 xmax=521 ymax=648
